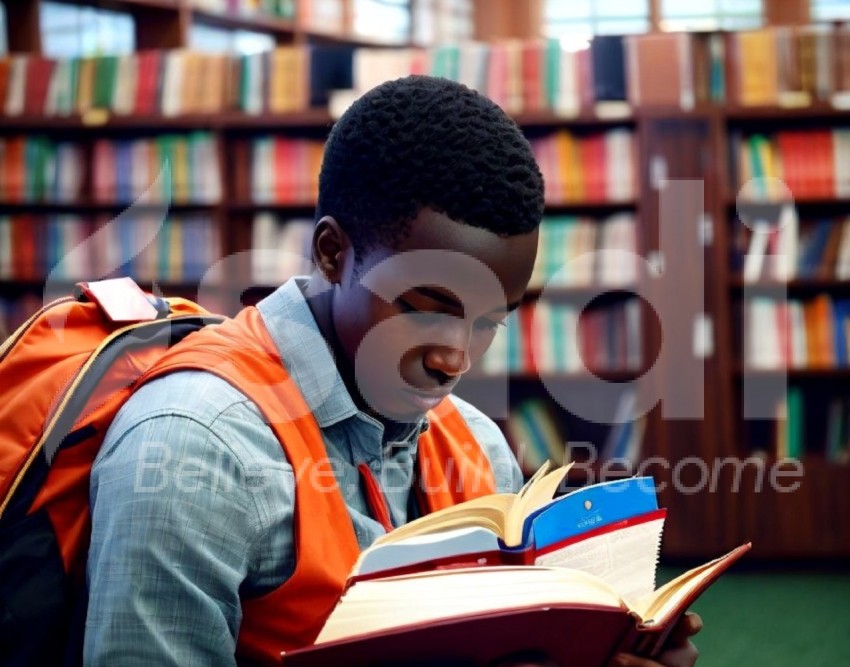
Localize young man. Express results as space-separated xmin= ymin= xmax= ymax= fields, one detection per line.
xmin=85 ymin=76 xmax=700 ymax=666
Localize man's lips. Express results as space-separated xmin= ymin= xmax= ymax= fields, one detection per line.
xmin=401 ymin=383 xmax=458 ymax=410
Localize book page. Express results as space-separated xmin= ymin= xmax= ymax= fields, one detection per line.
xmin=534 ymin=514 xmax=664 ymax=603
xmin=316 ymin=566 xmax=624 ymax=644
xmin=504 ymin=462 xmax=573 ymax=546
xmin=371 ymin=493 xmax=517 ymax=546
xmin=634 ymin=543 xmax=752 ymax=626
xmin=371 ymin=462 xmax=572 ymax=549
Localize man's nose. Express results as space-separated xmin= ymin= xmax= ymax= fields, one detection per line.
xmin=423 ymin=345 xmax=471 ymax=378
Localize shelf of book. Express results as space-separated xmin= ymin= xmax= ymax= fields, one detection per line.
xmin=226 ymin=200 xmax=640 ymax=213
xmin=0 ymin=201 xmax=219 ymax=211
xmin=728 ymin=197 xmax=850 ymax=208
xmin=734 ymin=367 xmax=850 ymax=379
xmin=543 ymin=201 xmax=638 ymax=213
xmin=225 ymin=202 xmax=317 ymax=213
xmin=724 ymin=103 xmax=850 ymax=122
xmin=0 ymin=113 xmax=329 ymax=131
xmin=219 ymin=110 xmax=337 ymax=129
xmin=710 ymin=26 xmax=850 ymax=557
xmin=729 ymin=278 xmax=850 ymax=292
xmin=60 ymin=0 xmax=182 ymax=13
xmin=510 ymin=111 xmax=636 ymax=128
xmin=524 ymin=285 xmax=639 ymax=301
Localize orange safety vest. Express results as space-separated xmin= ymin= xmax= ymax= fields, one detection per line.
xmin=139 ymin=306 xmax=497 ymax=665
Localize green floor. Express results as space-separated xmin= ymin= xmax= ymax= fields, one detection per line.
xmin=657 ymin=566 xmax=850 ymax=666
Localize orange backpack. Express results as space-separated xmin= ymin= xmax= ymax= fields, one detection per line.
xmin=0 ymin=278 xmax=224 ymax=666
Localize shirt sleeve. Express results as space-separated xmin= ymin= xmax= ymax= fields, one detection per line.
xmin=448 ymin=395 xmax=524 ymax=493
xmin=85 ymin=380 xmax=295 ymax=666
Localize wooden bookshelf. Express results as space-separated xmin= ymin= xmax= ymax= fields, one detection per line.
xmin=511 ymin=110 xmax=636 ymax=127
xmin=727 ymin=196 xmax=850 ymax=208
xmin=724 ymin=103 xmax=850 ymax=121
xmin=59 ymin=0 xmax=182 ymax=10
xmin=735 ymin=368 xmax=850 ymax=379
xmin=0 ymin=201 xmax=218 ymax=211
xmin=730 ymin=278 xmax=850 ymax=292
xmin=542 ymin=201 xmax=638 ymax=213
xmin=710 ymin=77 xmax=850 ymax=559
xmin=189 ymin=7 xmax=296 ymax=37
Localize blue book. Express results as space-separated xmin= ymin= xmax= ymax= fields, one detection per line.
xmin=522 ymin=476 xmax=659 ymax=551
xmin=834 ymin=300 xmax=849 ymax=368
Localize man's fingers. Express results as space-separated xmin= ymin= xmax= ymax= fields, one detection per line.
xmin=668 ymin=612 xmax=704 ymax=644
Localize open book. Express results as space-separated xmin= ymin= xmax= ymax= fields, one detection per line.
xmin=280 ymin=463 xmax=751 ymax=666
xmin=282 ymin=545 xmax=751 ymax=667
xmin=352 ymin=463 xmax=665 ymax=602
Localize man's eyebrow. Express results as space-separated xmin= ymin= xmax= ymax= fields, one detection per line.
xmin=410 ymin=286 xmax=522 ymax=315
xmin=411 ymin=286 xmax=463 ymax=308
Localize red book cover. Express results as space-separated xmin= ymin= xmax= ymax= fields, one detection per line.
xmin=134 ymin=51 xmax=160 ymax=116
xmin=273 ymin=138 xmax=291 ymax=204
xmin=285 ymin=606 xmax=635 ymax=667
xmin=24 ymin=57 xmax=54 ymax=116
xmin=133 ymin=51 xmax=150 ymax=114
xmin=820 ymin=130 xmax=836 ymax=198
xmin=5 ymin=138 xmax=25 ymax=203
xmin=519 ymin=303 xmax=536 ymax=373
xmin=0 ymin=59 xmax=9 ymax=114
xmin=581 ymin=134 xmax=606 ymax=202
xmin=12 ymin=216 xmax=36 ymax=280
xmin=521 ymin=42 xmax=543 ymax=114
xmin=724 ymin=32 xmax=741 ymax=106
xmin=802 ymin=131 xmax=820 ymax=199
xmin=410 ymin=48 xmax=428 ymax=76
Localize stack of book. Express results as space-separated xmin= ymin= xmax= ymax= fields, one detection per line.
xmin=281 ymin=464 xmax=750 ymax=666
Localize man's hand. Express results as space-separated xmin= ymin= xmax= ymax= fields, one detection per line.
xmin=487 ymin=611 xmax=703 ymax=667
xmin=608 ymin=612 xmax=703 ymax=667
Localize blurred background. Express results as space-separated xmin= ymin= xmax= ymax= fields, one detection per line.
xmin=0 ymin=0 xmax=849 ymax=663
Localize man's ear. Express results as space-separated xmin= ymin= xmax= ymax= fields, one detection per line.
xmin=312 ymin=216 xmax=352 ymax=284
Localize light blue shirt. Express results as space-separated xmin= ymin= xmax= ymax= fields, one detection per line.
xmin=85 ymin=277 xmax=523 ymax=666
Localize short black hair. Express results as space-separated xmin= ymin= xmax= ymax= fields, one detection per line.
xmin=317 ymin=75 xmax=544 ymax=255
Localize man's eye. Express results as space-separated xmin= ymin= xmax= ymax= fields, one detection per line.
xmin=475 ymin=318 xmax=506 ymax=332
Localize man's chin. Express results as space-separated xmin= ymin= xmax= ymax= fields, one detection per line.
xmin=363 ymin=391 xmax=439 ymax=424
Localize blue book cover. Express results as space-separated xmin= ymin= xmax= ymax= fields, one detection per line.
xmin=523 ymin=476 xmax=659 ymax=551
xmin=834 ymin=300 xmax=848 ymax=368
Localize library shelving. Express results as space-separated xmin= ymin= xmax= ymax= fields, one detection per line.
xmin=2 ymin=1 xmax=850 ymax=559
xmin=712 ymin=101 xmax=850 ymax=560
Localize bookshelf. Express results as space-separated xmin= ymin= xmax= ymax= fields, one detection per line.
xmin=713 ymin=99 xmax=850 ymax=559
xmin=2 ymin=0 xmax=850 ymax=559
